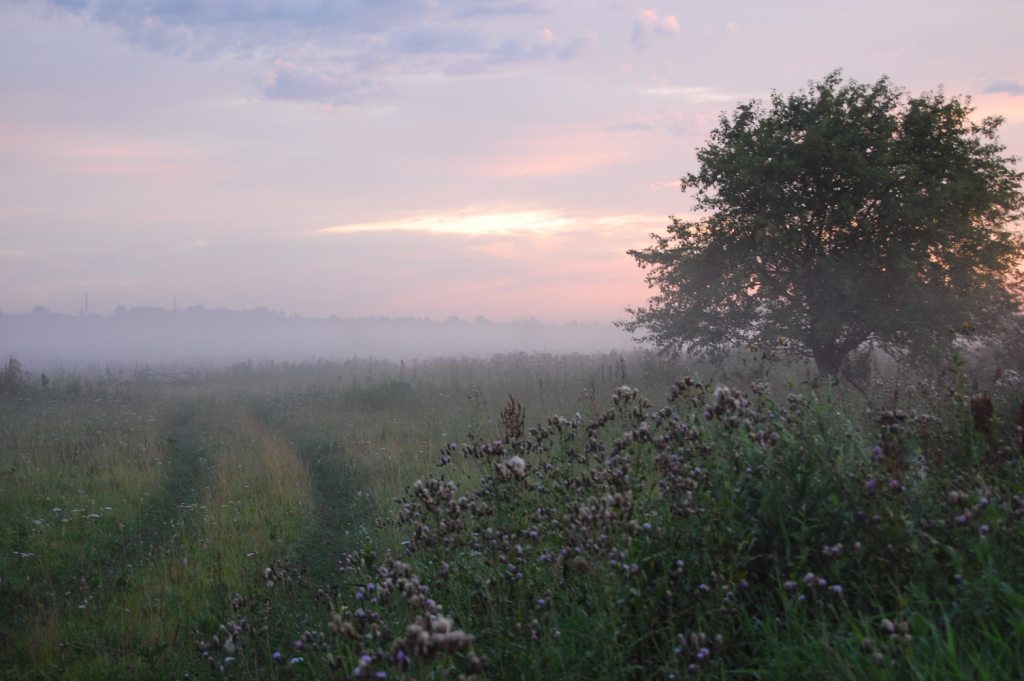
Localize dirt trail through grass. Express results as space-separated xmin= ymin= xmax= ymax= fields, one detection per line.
xmin=234 ymin=395 xmax=367 ymax=580
xmin=0 ymin=401 xmax=209 ymax=666
xmin=297 ymin=441 xmax=370 ymax=580
xmin=11 ymin=396 xmax=324 ymax=677
xmin=248 ymin=413 xmax=368 ymax=584
xmin=112 ymin=403 xmax=208 ymax=567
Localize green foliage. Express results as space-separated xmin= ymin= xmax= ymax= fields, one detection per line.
xmin=373 ymin=376 xmax=1024 ymax=679
xmin=624 ymin=70 xmax=1024 ymax=375
xmin=0 ymin=357 xmax=29 ymax=395
xmin=4 ymin=354 xmax=1024 ymax=679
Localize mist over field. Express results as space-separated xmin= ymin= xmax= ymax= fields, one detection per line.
xmin=0 ymin=307 xmax=635 ymax=369
xmin=3 ymin=1 xmax=1024 ymax=678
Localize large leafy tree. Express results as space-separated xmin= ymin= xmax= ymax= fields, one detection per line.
xmin=624 ymin=71 xmax=1024 ymax=376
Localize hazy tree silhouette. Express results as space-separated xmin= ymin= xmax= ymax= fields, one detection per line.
xmin=625 ymin=71 xmax=1024 ymax=375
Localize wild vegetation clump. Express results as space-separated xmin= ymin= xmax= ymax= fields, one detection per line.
xmin=193 ymin=361 xmax=1024 ymax=679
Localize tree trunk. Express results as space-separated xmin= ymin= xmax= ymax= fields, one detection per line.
xmin=811 ymin=344 xmax=845 ymax=377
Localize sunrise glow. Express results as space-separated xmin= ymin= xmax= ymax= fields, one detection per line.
xmin=1 ymin=1 xmax=1021 ymax=322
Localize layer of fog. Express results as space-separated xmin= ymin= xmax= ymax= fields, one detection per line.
xmin=1 ymin=307 xmax=639 ymax=371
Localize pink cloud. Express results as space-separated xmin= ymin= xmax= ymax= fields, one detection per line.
xmin=640 ymin=9 xmax=680 ymax=33
xmin=633 ymin=9 xmax=681 ymax=50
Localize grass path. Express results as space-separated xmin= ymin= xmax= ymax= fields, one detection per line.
xmin=87 ymin=403 xmax=210 ymax=593
xmin=245 ymin=402 xmax=373 ymax=588
xmin=293 ymin=439 xmax=363 ymax=580
xmin=3 ymin=397 xmax=320 ymax=677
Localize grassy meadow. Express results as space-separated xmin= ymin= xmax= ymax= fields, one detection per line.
xmin=1 ymin=350 xmax=1023 ymax=679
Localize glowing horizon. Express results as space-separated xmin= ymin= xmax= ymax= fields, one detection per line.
xmin=319 ymin=207 xmax=671 ymax=237
xmin=1 ymin=1 xmax=1021 ymax=323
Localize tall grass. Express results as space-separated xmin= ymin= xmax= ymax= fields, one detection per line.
xmin=311 ymin=373 xmax=1024 ymax=679
xmin=0 ymin=385 xmax=315 ymax=676
xmin=2 ymin=350 xmax=1022 ymax=679
xmin=0 ymin=386 xmax=171 ymax=667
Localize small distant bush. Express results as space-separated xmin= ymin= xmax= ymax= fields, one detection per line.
xmin=0 ymin=357 xmax=29 ymax=395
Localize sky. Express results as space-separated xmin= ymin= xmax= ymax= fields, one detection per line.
xmin=1 ymin=0 xmax=1022 ymax=324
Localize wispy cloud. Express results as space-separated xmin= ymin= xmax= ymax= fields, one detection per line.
xmin=321 ymin=207 xmax=575 ymax=237
xmin=454 ymin=2 xmax=545 ymax=19
xmin=637 ymin=85 xmax=739 ymax=103
xmin=262 ymin=60 xmax=390 ymax=107
xmin=319 ymin=206 xmax=665 ymax=238
xmin=648 ymin=179 xmax=681 ymax=191
xmin=397 ymin=26 xmax=487 ymax=55
xmin=444 ymin=29 xmax=594 ymax=76
xmin=39 ymin=0 xmax=594 ymax=105
xmin=47 ymin=0 xmax=428 ymax=54
xmin=983 ymin=79 xmax=1024 ymax=96
xmin=631 ymin=8 xmax=680 ymax=51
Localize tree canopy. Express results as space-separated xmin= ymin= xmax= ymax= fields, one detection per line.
xmin=624 ymin=71 xmax=1024 ymax=376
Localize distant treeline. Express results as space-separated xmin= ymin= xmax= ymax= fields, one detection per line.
xmin=0 ymin=307 xmax=635 ymax=368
